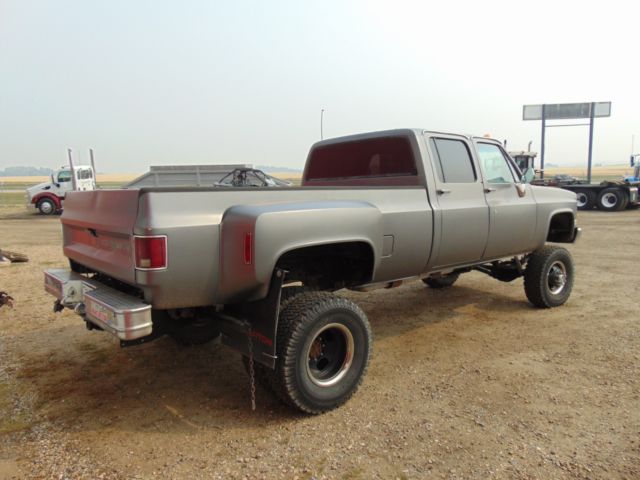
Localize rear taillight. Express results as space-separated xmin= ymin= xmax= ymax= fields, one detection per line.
xmin=244 ymin=232 xmax=253 ymax=265
xmin=134 ymin=236 xmax=167 ymax=270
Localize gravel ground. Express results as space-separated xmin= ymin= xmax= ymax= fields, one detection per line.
xmin=0 ymin=207 xmax=639 ymax=479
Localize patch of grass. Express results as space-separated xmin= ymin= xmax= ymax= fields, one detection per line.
xmin=0 ymin=192 xmax=25 ymax=206
xmin=96 ymin=182 xmax=127 ymax=189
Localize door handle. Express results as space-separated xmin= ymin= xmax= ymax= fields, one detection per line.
xmin=436 ymin=189 xmax=451 ymax=195
xmin=484 ymin=187 xmax=496 ymax=193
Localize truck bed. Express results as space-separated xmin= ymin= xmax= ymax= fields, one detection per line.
xmin=62 ymin=185 xmax=433 ymax=308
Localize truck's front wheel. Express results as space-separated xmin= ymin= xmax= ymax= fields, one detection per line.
xmin=269 ymin=292 xmax=372 ymax=414
xmin=168 ymin=315 xmax=220 ymax=346
xmin=524 ymin=246 xmax=574 ymax=308
xmin=37 ymin=198 xmax=57 ymax=215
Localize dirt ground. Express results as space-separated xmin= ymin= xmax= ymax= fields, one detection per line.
xmin=0 ymin=205 xmax=638 ymax=480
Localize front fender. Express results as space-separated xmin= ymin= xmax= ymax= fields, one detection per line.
xmin=32 ymin=192 xmax=62 ymax=209
xmin=219 ymin=200 xmax=382 ymax=303
xmin=531 ymin=186 xmax=578 ymax=246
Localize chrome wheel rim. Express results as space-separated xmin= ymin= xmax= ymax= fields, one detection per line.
xmin=602 ymin=193 xmax=617 ymax=208
xmin=40 ymin=201 xmax=53 ymax=214
xmin=547 ymin=261 xmax=567 ymax=295
xmin=306 ymin=322 xmax=354 ymax=387
xmin=576 ymin=193 xmax=587 ymax=207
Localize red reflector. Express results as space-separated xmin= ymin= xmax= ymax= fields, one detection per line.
xmin=135 ymin=236 xmax=167 ymax=269
xmin=244 ymin=232 xmax=252 ymax=264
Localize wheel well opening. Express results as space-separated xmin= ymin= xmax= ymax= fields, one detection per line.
xmin=547 ymin=212 xmax=575 ymax=243
xmin=276 ymin=242 xmax=374 ymax=290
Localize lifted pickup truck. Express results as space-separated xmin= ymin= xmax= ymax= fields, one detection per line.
xmin=45 ymin=129 xmax=580 ymax=414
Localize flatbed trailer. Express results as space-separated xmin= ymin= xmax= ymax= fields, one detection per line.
xmin=558 ymin=182 xmax=639 ymax=211
xmin=509 ymin=150 xmax=639 ymax=211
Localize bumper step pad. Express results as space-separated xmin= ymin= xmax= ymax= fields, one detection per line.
xmin=45 ymin=269 xmax=152 ymax=340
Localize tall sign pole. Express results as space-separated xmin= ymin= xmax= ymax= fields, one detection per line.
xmin=540 ymin=104 xmax=546 ymax=179
xmin=587 ymin=102 xmax=595 ymax=183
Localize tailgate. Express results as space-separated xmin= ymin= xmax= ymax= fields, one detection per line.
xmin=61 ymin=190 xmax=141 ymax=284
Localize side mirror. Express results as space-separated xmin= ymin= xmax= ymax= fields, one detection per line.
xmin=521 ymin=167 xmax=535 ymax=184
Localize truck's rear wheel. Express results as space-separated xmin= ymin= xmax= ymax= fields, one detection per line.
xmin=36 ymin=198 xmax=57 ymax=215
xmin=267 ymin=292 xmax=372 ymax=414
xmin=575 ymin=190 xmax=595 ymax=210
xmin=524 ymin=246 xmax=574 ymax=308
xmin=168 ymin=316 xmax=220 ymax=346
xmin=617 ymin=192 xmax=629 ymax=210
xmin=596 ymin=188 xmax=623 ymax=211
xmin=422 ymin=273 xmax=459 ymax=288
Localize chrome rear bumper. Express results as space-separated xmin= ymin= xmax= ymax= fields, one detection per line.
xmin=44 ymin=269 xmax=152 ymax=340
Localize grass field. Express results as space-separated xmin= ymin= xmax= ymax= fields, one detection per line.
xmin=0 ymin=192 xmax=23 ymax=206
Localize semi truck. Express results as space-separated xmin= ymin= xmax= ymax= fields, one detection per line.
xmin=26 ymin=150 xmax=96 ymax=215
xmin=509 ymin=150 xmax=639 ymax=211
xmin=44 ymin=129 xmax=580 ymax=414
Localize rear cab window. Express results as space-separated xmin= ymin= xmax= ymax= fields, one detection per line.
xmin=429 ymin=138 xmax=477 ymax=183
xmin=78 ymin=169 xmax=93 ymax=180
xmin=302 ymin=137 xmax=420 ymax=186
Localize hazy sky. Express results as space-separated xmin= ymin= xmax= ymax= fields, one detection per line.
xmin=1 ymin=0 xmax=638 ymax=173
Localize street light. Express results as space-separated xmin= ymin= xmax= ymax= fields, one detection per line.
xmin=320 ymin=109 xmax=325 ymax=140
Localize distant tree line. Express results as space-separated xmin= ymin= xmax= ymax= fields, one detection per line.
xmin=0 ymin=166 xmax=54 ymax=176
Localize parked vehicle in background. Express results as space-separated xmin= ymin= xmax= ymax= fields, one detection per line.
xmin=623 ymin=154 xmax=640 ymax=182
xmin=509 ymin=150 xmax=639 ymax=211
xmin=26 ymin=150 xmax=96 ymax=215
xmin=215 ymin=168 xmax=292 ymax=187
xmin=44 ymin=129 xmax=580 ymax=414
xmin=124 ymin=165 xmax=292 ymax=189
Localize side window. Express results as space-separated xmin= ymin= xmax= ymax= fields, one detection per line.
xmin=431 ymin=138 xmax=476 ymax=183
xmin=57 ymin=171 xmax=72 ymax=183
xmin=477 ymin=143 xmax=516 ymax=184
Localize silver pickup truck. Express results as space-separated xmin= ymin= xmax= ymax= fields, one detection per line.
xmin=45 ymin=129 xmax=580 ymax=414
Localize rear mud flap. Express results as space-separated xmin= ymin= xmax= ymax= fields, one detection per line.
xmin=218 ymin=269 xmax=286 ymax=369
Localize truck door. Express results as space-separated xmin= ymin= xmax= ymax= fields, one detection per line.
xmin=427 ymin=136 xmax=489 ymax=268
xmin=475 ymin=141 xmax=538 ymax=259
xmin=56 ymin=170 xmax=74 ymax=195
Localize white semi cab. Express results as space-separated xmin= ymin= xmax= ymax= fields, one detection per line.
xmin=26 ymin=150 xmax=96 ymax=215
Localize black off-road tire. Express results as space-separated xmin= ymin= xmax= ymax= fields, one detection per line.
xmin=37 ymin=198 xmax=57 ymax=215
xmin=266 ymin=292 xmax=372 ymax=414
xmin=596 ymin=188 xmax=624 ymax=212
xmin=422 ymin=273 xmax=460 ymax=288
xmin=575 ymin=189 xmax=596 ymax=210
xmin=524 ymin=246 xmax=574 ymax=308
xmin=280 ymin=285 xmax=313 ymax=310
xmin=241 ymin=285 xmax=315 ymax=393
